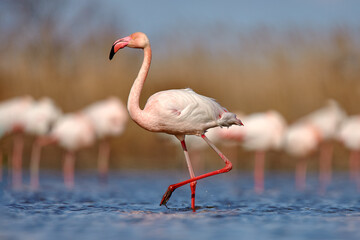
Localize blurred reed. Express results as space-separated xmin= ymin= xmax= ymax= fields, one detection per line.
xmin=0 ymin=1 xmax=359 ymax=171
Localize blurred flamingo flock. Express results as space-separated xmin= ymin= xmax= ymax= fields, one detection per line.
xmin=1 ymin=1 xmax=360 ymax=194
xmin=1 ymin=95 xmax=360 ymax=195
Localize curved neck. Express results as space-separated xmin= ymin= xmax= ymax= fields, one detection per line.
xmin=127 ymin=45 xmax=152 ymax=124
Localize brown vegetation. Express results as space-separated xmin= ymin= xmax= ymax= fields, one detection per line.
xmin=1 ymin=2 xmax=360 ymax=171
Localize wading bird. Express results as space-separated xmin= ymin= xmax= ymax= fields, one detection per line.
xmin=83 ymin=97 xmax=128 ymax=182
xmin=215 ymin=110 xmax=286 ymax=193
xmin=300 ymin=100 xmax=346 ymax=192
xmin=239 ymin=111 xmax=286 ymax=193
xmin=24 ymin=98 xmax=62 ymax=190
xmin=30 ymin=113 xmax=96 ymax=189
xmin=51 ymin=113 xmax=96 ymax=189
xmin=0 ymin=96 xmax=34 ymax=189
xmin=337 ymin=115 xmax=360 ymax=190
xmin=109 ymin=32 xmax=242 ymax=211
xmin=283 ymin=121 xmax=320 ymax=191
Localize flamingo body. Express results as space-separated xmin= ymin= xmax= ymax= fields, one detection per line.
xmin=338 ymin=115 xmax=360 ymax=150
xmin=84 ymin=97 xmax=128 ymax=138
xmin=138 ymin=88 xmax=240 ymax=136
xmin=302 ymin=100 xmax=345 ymax=140
xmin=23 ymin=98 xmax=62 ymax=136
xmin=241 ymin=110 xmax=286 ymax=152
xmin=283 ymin=122 xmax=320 ymax=158
xmin=51 ymin=114 xmax=95 ymax=151
xmin=0 ymin=96 xmax=34 ymax=133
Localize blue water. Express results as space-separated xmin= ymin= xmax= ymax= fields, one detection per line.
xmin=1 ymin=170 xmax=360 ymax=240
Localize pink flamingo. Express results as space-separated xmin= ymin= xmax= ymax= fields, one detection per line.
xmin=282 ymin=121 xmax=321 ymax=191
xmin=216 ymin=110 xmax=286 ymax=193
xmin=337 ymin=115 xmax=360 ymax=190
xmin=83 ymin=97 xmax=128 ymax=182
xmin=109 ymin=32 xmax=242 ymax=211
xmin=0 ymin=96 xmax=34 ymax=189
xmin=25 ymin=98 xmax=62 ymax=190
xmin=300 ymin=100 xmax=346 ymax=192
xmin=30 ymin=113 xmax=95 ymax=189
xmin=240 ymin=111 xmax=286 ymax=193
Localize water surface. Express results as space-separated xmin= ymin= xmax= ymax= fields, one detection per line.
xmin=1 ymin=170 xmax=360 ymax=240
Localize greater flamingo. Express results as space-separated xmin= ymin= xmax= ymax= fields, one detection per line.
xmin=30 ymin=113 xmax=96 ymax=189
xmin=25 ymin=97 xmax=62 ymax=190
xmin=337 ymin=115 xmax=360 ymax=190
xmin=83 ymin=97 xmax=128 ymax=182
xmin=215 ymin=111 xmax=286 ymax=193
xmin=300 ymin=100 xmax=346 ymax=192
xmin=109 ymin=32 xmax=243 ymax=210
xmin=0 ymin=96 xmax=34 ymax=189
xmin=282 ymin=121 xmax=321 ymax=191
xmin=239 ymin=110 xmax=286 ymax=193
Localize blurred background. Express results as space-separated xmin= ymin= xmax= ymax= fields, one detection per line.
xmin=0 ymin=0 xmax=360 ymax=172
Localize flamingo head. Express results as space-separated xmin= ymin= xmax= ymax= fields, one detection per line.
xmin=109 ymin=32 xmax=150 ymax=60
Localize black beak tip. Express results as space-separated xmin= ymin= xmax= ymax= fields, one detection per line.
xmin=109 ymin=45 xmax=115 ymax=60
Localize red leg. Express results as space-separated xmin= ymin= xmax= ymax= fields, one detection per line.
xmin=12 ymin=132 xmax=24 ymax=190
xmin=30 ymin=136 xmax=57 ymax=190
xmin=179 ymin=138 xmax=197 ymax=211
xmin=30 ymin=140 xmax=42 ymax=190
xmin=318 ymin=142 xmax=333 ymax=193
xmin=64 ymin=151 xmax=75 ymax=190
xmin=98 ymin=139 xmax=110 ymax=183
xmin=160 ymin=134 xmax=232 ymax=208
xmin=295 ymin=158 xmax=307 ymax=191
xmin=254 ymin=151 xmax=265 ymax=194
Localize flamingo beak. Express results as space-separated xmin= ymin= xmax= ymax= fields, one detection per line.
xmin=109 ymin=36 xmax=132 ymax=60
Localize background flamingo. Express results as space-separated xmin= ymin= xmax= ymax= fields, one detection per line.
xmin=24 ymin=97 xmax=62 ymax=190
xmin=215 ymin=110 xmax=286 ymax=193
xmin=109 ymin=32 xmax=242 ymax=211
xmin=83 ymin=97 xmax=128 ymax=182
xmin=240 ymin=110 xmax=286 ymax=193
xmin=337 ymin=115 xmax=360 ymax=190
xmin=282 ymin=121 xmax=321 ymax=191
xmin=300 ymin=100 xmax=346 ymax=192
xmin=0 ymin=96 xmax=34 ymax=189
xmin=30 ymin=113 xmax=96 ymax=189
